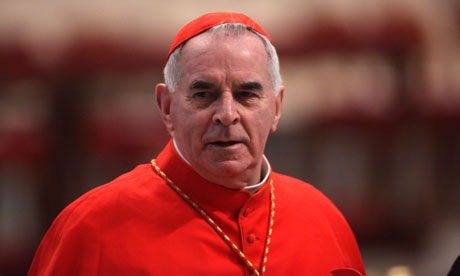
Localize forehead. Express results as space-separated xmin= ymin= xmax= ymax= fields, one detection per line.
xmin=178 ymin=30 xmax=269 ymax=84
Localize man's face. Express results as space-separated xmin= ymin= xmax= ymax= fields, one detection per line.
xmin=156 ymin=31 xmax=283 ymax=189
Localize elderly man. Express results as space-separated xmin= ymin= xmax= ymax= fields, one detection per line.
xmin=29 ymin=12 xmax=365 ymax=276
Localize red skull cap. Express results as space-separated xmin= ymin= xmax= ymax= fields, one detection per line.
xmin=167 ymin=12 xmax=273 ymax=60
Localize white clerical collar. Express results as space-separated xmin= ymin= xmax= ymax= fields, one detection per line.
xmin=173 ymin=138 xmax=271 ymax=194
xmin=243 ymin=155 xmax=271 ymax=194
xmin=173 ymin=138 xmax=191 ymax=166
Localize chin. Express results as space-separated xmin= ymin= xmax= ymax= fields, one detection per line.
xmin=202 ymin=159 xmax=249 ymax=177
xmin=211 ymin=160 xmax=246 ymax=174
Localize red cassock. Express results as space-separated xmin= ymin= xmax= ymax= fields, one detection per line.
xmin=29 ymin=140 xmax=366 ymax=276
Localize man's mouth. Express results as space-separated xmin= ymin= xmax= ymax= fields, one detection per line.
xmin=209 ymin=141 xmax=240 ymax=147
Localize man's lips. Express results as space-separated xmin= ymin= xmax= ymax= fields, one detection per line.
xmin=204 ymin=137 xmax=248 ymax=147
xmin=208 ymin=141 xmax=241 ymax=147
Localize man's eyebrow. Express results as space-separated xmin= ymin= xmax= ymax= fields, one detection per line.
xmin=190 ymin=80 xmax=215 ymax=90
xmin=238 ymin=81 xmax=263 ymax=91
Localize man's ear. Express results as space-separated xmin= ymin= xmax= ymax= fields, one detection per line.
xmin=155 ymin=83 xmax=174 ymax=132
xmin=270 ymin=85 xmax=284 ymax=133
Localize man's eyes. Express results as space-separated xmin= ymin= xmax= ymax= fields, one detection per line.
xmin=192 ymin=91 xmax=216 ymax=99
xmin=190 ymin=91 xmax=260 ymax=102
xmin=236 ymin=91 xmax=258 ymax=99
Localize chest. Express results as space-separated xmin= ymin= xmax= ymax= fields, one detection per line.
xmin=94 ymin=198 xmax=351 ymax=276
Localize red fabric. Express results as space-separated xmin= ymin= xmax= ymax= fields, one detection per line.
xmin=167 ymin=12 xmax=273 ymax=59
xmin=29 ymin=140 xmax=365 ymax=275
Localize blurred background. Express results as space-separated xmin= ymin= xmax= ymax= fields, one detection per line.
xmin=1 ymin=0 xmax=459 ymax=275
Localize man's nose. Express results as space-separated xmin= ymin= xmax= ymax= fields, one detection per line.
xmin=212 ymin=93 xmax=240 ymax=126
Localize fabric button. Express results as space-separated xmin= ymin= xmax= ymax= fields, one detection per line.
xmin=247 ymin=234 xmax=256 ymax=243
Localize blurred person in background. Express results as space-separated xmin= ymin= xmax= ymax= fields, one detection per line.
xmin=28 ymin=12 xmax=365 ymax=276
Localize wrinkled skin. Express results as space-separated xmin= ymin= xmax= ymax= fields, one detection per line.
xmin=156 ymin=30 xmax=284 ymax=189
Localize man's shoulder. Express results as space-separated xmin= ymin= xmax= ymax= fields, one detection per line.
xmin=74 ymin=164 xmax=159 ymax=203
xmin=54 ymin=164 xmax=167 ymax=227
xmin=29 ymin=164 xmax=172 ymax=275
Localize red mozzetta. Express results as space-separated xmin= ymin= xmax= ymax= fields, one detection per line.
xmin=29 ymin=140 xmax=365 ymax=275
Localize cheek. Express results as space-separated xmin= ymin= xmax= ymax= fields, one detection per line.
xmin=261 ymin=112 xmax=277 ymax=137
xmin=247 ymin=111 xmax=275 ymax=139
xmin=171 ymin=102 xmax=196 ymax=126
xmin=174 ymin=110 xmax=211 ymax=137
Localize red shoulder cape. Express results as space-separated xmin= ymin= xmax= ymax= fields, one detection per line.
xmin=29 ymin=140 xmax=365 ymax=275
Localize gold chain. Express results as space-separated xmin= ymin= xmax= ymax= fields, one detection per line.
xmin=151 ymin=159 xmax=275 ymax=276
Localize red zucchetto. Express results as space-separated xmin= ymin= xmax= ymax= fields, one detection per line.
xmin=167 ymin=12 xmax=273 ymax=59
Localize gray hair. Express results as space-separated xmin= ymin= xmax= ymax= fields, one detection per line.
xmin=163 ymin=23 xmax=283 ymax=95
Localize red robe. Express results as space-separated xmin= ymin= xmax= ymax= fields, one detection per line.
xmin=29 ymin=140 xmax=365 ymax=276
